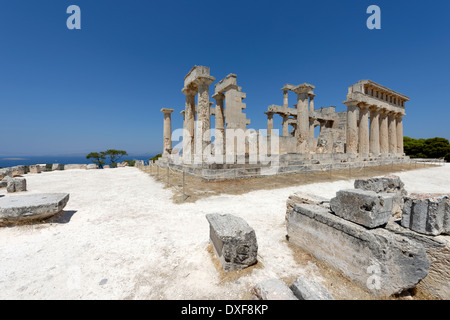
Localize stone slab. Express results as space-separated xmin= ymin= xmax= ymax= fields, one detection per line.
xmin=206 ymin=213 xmax=258 ymax=272
xmin=64 ymin=164 xmax=87 ymax=170
xmin=286 ymin=203 xmax=430 ymax=297
xmin=0 ymin=168 xmax=13 ymax=180
xmin=401 ymin=193 xmax=450 ymax=236
xmin=0 ymin=193 xmax=69 ymax=225
xmin=29 ymin=165 xmax=41 ymax=174
xmin=330 ymin=189 xmax=394 ymax=228
xmin=52 ymin=163 xmax=63 ymax=171
xmin=289 ymin=277 xmax=334 ymax=300
xmin=385 ymin=221 xmax=450 ymax=299
xmin=354 ymin=175 xmax=407 ymax=219
xmin=11 ymin=165 xmax=27 ymax=177
xmin=5 ymin=177 xmax=27 ymax=193
xmin=251 ymin=279 xmax=298 ymax=300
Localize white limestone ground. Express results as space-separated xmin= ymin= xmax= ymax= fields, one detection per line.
xmin=0 ymin=165 xmax=449 ymax=300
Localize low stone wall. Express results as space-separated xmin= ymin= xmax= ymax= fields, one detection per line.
xmin=155 ymin=153 xmax=412 ymax=180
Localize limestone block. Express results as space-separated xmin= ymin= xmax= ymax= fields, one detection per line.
xmin=214 ymin=73 xmax=238 ymax=94
xmin=205 ymin=213 xmax=258 ymax=272
xmin=286 ymin=203 xmax=430 ymax=297
xmin=251 ymin=279 xmax=298 ymax=300
xmin=401 ymin=193 xmax=450 ymax=236
xmin=0 ymin=168 xmax=13 ymax=180
xmin=355 ymin=175 xmax=407 ymax=219
xmin=64 ymin=164 xmax=87 ymax=170
xmin=86 ymin=164 xmax=98 ymax=170
xmin=286 ymin=191 xmax=330 ymax=220
xmin=6 ymin=177 xmax=27 ymax=193
xmin=52 ymin=163 xmax=63 ymax=171
xmin=355 ymin=175 xmax=406 ymax=194
xmin=11 ymin=165 xmax=26 ymax=177
xmin=289 ymin=277 xmax=334 ymax=300
xmin=37 ymin=164 xmax=47 ymax=172
xmin=330 ymin=189 xmax=394 ymax=228
xmin=103 ymin=165 xmax=110 ymax=169
xmin=0 ymin=193 xmax=69 ymax=225
xmin=184 ymin=65 xmax=213 ymax=88
xmin=385 ymin=221 xmax=450 ymax=299
xmin=29 ymin=165 xmax=41 ymax=174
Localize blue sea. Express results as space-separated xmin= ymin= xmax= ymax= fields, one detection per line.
xmin=0 ymin=155 xmax=155 ymax=168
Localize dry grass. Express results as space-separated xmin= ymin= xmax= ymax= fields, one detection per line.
xmin=140 ymin=163 xmax=439 ymax=203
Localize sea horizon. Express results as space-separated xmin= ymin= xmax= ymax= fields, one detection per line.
xmin=0 ymin=153 xmax=159 ymax=168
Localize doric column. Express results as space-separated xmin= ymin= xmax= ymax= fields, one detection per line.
xmin=308 ymin=93 xmax=315 ymax=112
xmin=293 ymin=84 xmax=313 ymax=153
xmin=369 ymin=106 xmax=380 ymax=156
xmin=282 ymin=114 xmax=289 ymax=136
xmin=345 ymin=101 xmax=358 ymax=154
xmin=388 ymin=111 xmax=398 ymax=154
xmin=358 ymin=103 xmax=370 ymax=156
xmin=182 ymin=87 xmax=196 ymax=158
xmin=396 ymin=113 xmax=404 ymax=155
xmin=196 ymin=77 xmax=215 ymax=161
xmin=283 ymin=90 xmax=289 ymax=108
xmin=265 ymin=111 xmax=274 ymax=135
xmin=309 ymin=118 xmax=315 ymax=139
xmin=379 ymin=108 xmax=389 ymax=155
xmin=213 ymin=93 xmax=225 ymax=155
xmin=161 ymin=108 xmax=174 ymax=155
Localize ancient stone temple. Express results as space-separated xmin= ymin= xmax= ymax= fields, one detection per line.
xmin=156 ymin=66 xmax=410 ymax=180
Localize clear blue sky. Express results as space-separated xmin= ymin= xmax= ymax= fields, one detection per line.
xmin=1 ymin=0 xmax=449 ymax=156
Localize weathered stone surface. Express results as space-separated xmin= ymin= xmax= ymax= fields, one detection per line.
xmin=52 ymin=163 xmax=63 ymax=171
xmin=37 ymin=164 xmax=47 ymax=172
xmin=289 ymin=277 xmax=334 ymax=300
xmin=354 ymin=175 xmax=407 ymax=219
xmin=401 ymin=193 xmax=450 ymax=236
xmin=286 ymin=191 xmax=330 ymax=220
xmin=385 ymin=221 xmax=450 ymax=299
xmin=64 ymin=164 xmax=87 ymax=170
xmin=286 ymin=203 xmax=430 ymax=297
xmin=5 ymin=177 xmax=27 ymax=193
xmin=11 ymin=165 xmax=27 ymax=177
xmin=0 ymin=193 xmax=69 ymax=225
xmin=251 ymin=279 xmax=298 ymax=300
xmin=103 ymin=165 xmax=110 ymax=169
xmin=206 ymin=213 xmax=258 ymax=272
xmin=354 ymin=175 xmax=406 ymax=195
xmin=86 ymin=164 xmax=98 ymax=170
xmin=330 ymin=189 xmax=394 ymax=228
xmin=0 ymin=168 xmax=13 ymax=180
xmin=29 ymin=165 xmax=41 ymax=174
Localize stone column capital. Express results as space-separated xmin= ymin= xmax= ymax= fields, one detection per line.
xmin=264 ymin=111 xmax=274 ymax=116
xmin=293 ymin=84 xmax=315 ymax=96
xmin=357 ymin=102 xmax=370 ymax=110
xmin=343 ymin=99 xmax=359 ymax=108
xmin=161 ymin=108 xmax=174 ymax=114
xmin=212 ymin=92 xmax=225 ymax=101
xmin=182 ymin=87 xmax=197 ymax=96
xmin=194 ymin=76 xmax=215 ymax=87
xmin=368 ymin=104 xmax=379 ymax=112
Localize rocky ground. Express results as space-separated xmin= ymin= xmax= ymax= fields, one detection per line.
xmin=0 ymin=164 xmax=448 ymax=299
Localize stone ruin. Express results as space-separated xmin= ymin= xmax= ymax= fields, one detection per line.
xmin=286 ymin=176 xmax=450 ymax=299
xmin=0 ymin=165 xmax=70 ymax=225
xmin=156 ymin=66 xmax=410 ymax=180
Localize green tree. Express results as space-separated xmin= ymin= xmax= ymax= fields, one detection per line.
xmin=104 ymin=149 xmax=128 ymax=166
xmin=404 ymin=136 xmax=450 ymax=159
xmin=86 ymin=152 xmax=106 ymax=169
xmin=149 ymin=153 xmax=162 ymax=162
